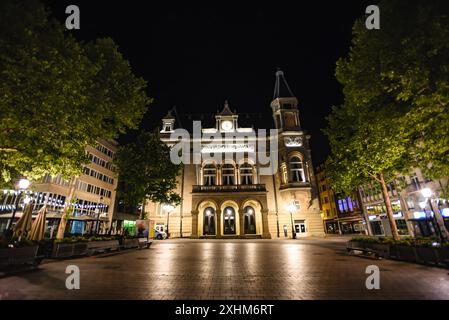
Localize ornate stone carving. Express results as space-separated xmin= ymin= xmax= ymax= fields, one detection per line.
xmin=284 ymin=136 xmax=303 ymax=147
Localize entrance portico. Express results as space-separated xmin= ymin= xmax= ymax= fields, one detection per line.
xmin=191 ymin=194 xmax=271 ymax=239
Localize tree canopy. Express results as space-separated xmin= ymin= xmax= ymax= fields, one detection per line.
xmin=324 ymin=0 xmax=449 ymax=240
xmin=0 ymin=0 xmax=150 ymax=187
xmin=325 ymin=0 xmax=449 ymax=194
xmin=114 ymin=131 xmax=182 ymax=213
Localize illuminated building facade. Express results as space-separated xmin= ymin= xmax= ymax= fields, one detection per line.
xmin=0 ymin=139 xmax=118 ymax=236
xmin=145 ymin=71 xmax=325 ymax=238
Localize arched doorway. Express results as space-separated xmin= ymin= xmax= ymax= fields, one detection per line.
xmin=203 ymin=207 xmax=215 ymax=235
xmin=244 ymin=206 xmax=256 ymax=234
xmin=223 ymin=206 xmax=236 ymax=234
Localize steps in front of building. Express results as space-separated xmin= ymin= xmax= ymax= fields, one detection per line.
xmin=198 ymin=235 xmax=262 ymax=239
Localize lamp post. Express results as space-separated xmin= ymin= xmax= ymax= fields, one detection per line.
xmin=163 ymin=203 xmax=174 ymax=238
xmin=421 ymin=188 xmax=446 ymax=242
xmin=5 ymin=178 xmax=30 ymax=235
xmin=287 ymin=203 xmax=297 ymax=239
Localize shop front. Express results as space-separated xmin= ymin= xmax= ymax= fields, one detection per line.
xmin=366 ymin=201 xmax=409 ymax=236
xmin=324 ymin=219 xmax=339 ymax=234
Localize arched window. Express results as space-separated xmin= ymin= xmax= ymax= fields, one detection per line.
xmin=240 ymin=163 xmax=253 ymax=185
xmin=244 ymin=206 xmax=256 ymax=234
xmin=203 ymin=207 xmax=215 ymax=235
xmin=222 ymin=164 xmax=235 ymax=185
xmin=223 ymin=206 xmax=236 ymax=234
xmin=203 ymin=164 xmax=216 ymax=186
xmin=290 ymin=156 xmax=305 ymax=182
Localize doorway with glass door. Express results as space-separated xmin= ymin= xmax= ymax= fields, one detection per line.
xmin=223 ymin=207 xmax=236 ymax=235
xmin=294 ymin=220 xmax=306 ymax=236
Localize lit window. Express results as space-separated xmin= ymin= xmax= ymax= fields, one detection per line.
xmin=289 ymin=156 xmax=305 ymax=182
xmin=203 ymin=164 xmax=216 ymax=186
xmin=222 ymin=164 xmax=235 ymax=185
xmin=240 ymin=163 xmax=253 ymax=185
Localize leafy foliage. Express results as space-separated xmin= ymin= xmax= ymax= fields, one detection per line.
xmin=114 ymin=131 xmax=182 ymax=212
xmin=325 ymin=1 xmax=449 ymax=196
xmin=0 ymin=0 xmax=150 ymax=187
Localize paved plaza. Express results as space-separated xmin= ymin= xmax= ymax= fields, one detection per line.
xmin=1 ymin=237 xmax=449 ymax=300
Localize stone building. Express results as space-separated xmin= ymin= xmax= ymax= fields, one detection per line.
xmin=145 ymin=70 xmax=324 ymax=238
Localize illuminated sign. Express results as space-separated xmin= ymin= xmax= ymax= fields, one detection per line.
xmin=442 ymin=208 xmax=449 ymax=218
xmin=201 ymin=144 xmax=254 ymax=153
xmin=393 ymin=212 xmax=403 ymax=218
xmin=368 ymin=215 xmax=377 ymax=221
xmin=413 ymin=211 xmax=426 ymax=219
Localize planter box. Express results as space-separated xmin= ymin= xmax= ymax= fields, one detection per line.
xmin=370 ymin=243 xmax=391 ymax=258
xmin=392 ymin=245 xmax=417 ymax=263
xmin=52 ymin=242 xmax=88 ymax=258
xmin=416 ymin=247 xmax=439 ymax=265
xmin=123 ymin=238 xmax=140 ymax=249
xmin=0 ymin=246 xmax=39 ymax=268
xmin=87 ymin=240 xmax=120 ymax=255
xmin=436 ymin=247 xmax=449 ymax=267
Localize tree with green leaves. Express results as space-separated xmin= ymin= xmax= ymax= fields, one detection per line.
xmin=114 ymin=131 xmax=182 ymax=219
xmin=0 ymin=0 xmax=150 ymax=186
xmin=0 ymin=0 xmax=150 ymax=239
xmin=325 ymin=0 xmax=449 ymax=241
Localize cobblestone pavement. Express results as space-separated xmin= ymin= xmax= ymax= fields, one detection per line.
xmin=1 ymin=238 xmax=449 ymax=300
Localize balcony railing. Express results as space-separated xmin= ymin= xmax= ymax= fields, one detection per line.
xmin=192 ymin=184 xmax=267 ymax=193
xmin=279 ymin=181 xmax=311 ymax=189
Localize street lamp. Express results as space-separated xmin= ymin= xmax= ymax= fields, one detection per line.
xmin=6 ymin=178 xmax=30 ymax=235
xmin=163 ymin=203 xmax=174 ymax=238
xmin=286 ymin=203 xmax=297 ymax=239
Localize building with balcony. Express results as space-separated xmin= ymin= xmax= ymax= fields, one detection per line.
xmin=0 ymin=139 xmax=119 ymax=236
xmin=144 ymin=70 xmax=324 ymax=239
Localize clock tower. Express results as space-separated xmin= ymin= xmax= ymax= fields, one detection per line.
xmin=216 ymin=100 xmax=238 ymax=132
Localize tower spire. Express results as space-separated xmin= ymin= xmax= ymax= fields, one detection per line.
xmin=273 ymin=68 xmax=294 ymax=99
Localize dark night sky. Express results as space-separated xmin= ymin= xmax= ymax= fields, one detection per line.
xmin=45 ymin=0 xmax=376 ymax=165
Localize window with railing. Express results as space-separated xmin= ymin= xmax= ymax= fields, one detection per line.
xmin=203 ymin=164 xmax=216 ymax=186
xmin=222 ymin=164 xmax=235 ymax=185
xmin=240 ymin=163 xmax=253 ymax=185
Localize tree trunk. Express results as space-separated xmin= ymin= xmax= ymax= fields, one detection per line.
xmin=56 ymin=177 xmax=77 ymax=240
xmin=139 ymin=199 xmax=146 ymax=220
xmin=379 ymin=173 xmax=400 ymax=241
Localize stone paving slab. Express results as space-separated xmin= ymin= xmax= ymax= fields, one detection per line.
xmin=0 ymin=238 xmax=448 ymax=300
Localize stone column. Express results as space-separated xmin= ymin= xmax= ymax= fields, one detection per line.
xmin=216 ymin=165 xmax=221 ymax=185
xmin=216 ymin=209 xmax=222 ymax=238
xmin=239 ymin=209 xmax=245 ymax=238
xmin=235 ymin=164 xmax=240 ymax=185
xmin=261 ymin=208 xmax=271 ymax=239
xmin=191 ymin=210 xmax=199 ymax=238
xmin=199 ymin=165 xmax=203 ymax=185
